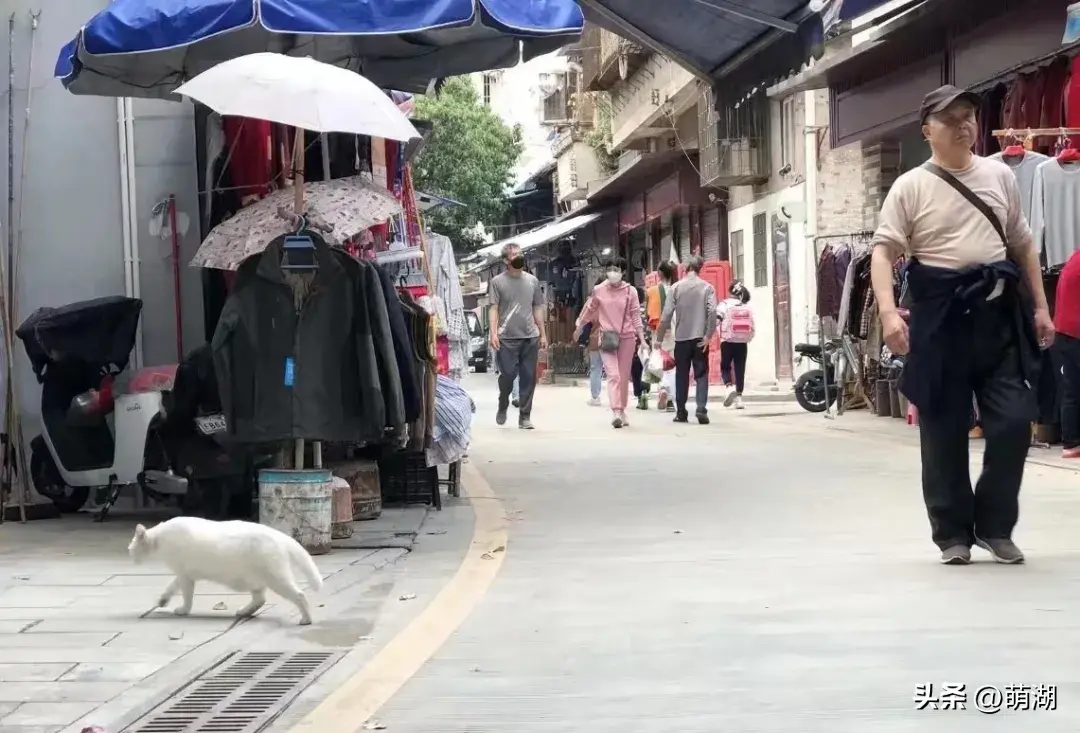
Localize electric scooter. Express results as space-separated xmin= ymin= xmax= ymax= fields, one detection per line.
xmin=16 ymin=296 xmax=192 ymax=520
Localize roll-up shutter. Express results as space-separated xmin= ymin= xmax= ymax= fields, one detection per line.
xmin=678 ymin=210 xmax=692 ymax=261
xmin=702 ymin=207 xmax=721 ymax=261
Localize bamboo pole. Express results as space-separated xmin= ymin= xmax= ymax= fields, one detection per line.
xmin=0 ymin=190 xmax=26 ymax=523
xmin=406 ymin=167 xmax=435 ymax=288
xmin=289 ymin=128 xmax=305 ymax=470
xmin=992 ymin=128 xmax=1080 ymax=138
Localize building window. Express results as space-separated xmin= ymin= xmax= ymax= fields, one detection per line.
xmin=483 ymin=73 xmax=495 ymax=106
xmin=752 ymin=213 xmax=768 ymax=288
xmin=779 ymin=96 xmax=796 ymax=170
xmin=730 ymin=229 xmax=745 ymax=282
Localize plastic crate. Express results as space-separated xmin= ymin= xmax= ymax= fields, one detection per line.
xmin=378 ymin=452 xmax=438 ymax=507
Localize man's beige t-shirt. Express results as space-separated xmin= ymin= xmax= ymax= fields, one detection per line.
xmin=872 ymin=156 xmax=1034 ymax=269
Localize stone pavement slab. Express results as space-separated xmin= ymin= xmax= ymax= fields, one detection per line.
xmin=333 ymin=505 xmax=430 ymax=550
xmin=0 ymin=499 xmax=457 ymax=733
xmin=1 ymin=703 xmax=97 ymax=728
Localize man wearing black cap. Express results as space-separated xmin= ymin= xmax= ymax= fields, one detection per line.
xmin=870 ymin=84 xmax=1055 ymax=566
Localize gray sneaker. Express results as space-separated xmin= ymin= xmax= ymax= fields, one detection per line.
xmin=975 ymin=537 xmax=1024 ymax=564
xmin=519 ymin=418 xmax=535 ymax=430
xmin=496 ymin=409 xmax=508 ymax=426
xmin=940 ymin=545 xmax=971 ymax=565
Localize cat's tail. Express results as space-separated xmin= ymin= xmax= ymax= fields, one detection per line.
xmin=287 ymin=540 xmax=324 ymax=592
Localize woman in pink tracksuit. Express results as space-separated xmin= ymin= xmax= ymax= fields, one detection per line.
xmin=574 ymin=257 xmax=644 ymax=429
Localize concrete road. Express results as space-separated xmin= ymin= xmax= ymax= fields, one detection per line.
xmin=366 ymin=374 xmax=1080 ymax=732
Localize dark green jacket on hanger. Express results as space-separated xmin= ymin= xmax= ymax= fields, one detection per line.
xmin=212 ymin=233 xmax=405 ymax=445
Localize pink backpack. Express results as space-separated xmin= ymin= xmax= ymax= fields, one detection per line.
xmin=721 ymin=302 xmax=755 ymax=343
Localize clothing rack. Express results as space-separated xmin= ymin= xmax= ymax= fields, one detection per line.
xmin=814 ymin=231 xmax=875 ymax=245
xmin=991 ymin=128 xmax=1080 ymax=138
xmin=812 ymin=232 xmax=877 ymax=418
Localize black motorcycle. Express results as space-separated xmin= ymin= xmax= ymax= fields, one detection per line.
xmin=792 ymin=341 xmax=839 ymax=413
xmin=793 ymin=309 xmax=909 ymax=414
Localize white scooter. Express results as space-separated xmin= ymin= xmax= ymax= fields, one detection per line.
xmin=17 ymin=297 xmax=193 ymax=520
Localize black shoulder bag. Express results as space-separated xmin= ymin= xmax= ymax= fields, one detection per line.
xmin=920 ymin=162 xmax=1008 ymax=248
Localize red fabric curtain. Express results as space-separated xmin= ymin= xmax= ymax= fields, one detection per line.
xmin=222 ymin=116 xmax=272 ymax=198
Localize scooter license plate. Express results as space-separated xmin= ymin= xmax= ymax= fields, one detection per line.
xmin=195 ymin=414 xmax=227 ymax=435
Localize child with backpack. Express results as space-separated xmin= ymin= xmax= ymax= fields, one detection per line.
xmin=718 ymin=280 xmax=754 ymax=410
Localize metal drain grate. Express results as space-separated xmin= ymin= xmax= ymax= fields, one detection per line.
xmin=125 ymin=650 xmax=342 ymax=733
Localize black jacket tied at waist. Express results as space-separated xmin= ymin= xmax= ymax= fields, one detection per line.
xmin=900 ymin=258 xmax=1040 ymax=417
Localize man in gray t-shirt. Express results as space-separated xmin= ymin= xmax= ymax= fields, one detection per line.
xmin=489 ymin=243 xmax=547 ymax=429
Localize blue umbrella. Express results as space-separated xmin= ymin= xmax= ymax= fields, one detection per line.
xmin=56 ymin=0 xmax=583 ymax=98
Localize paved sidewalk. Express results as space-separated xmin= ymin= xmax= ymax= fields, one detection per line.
xmin=0 ymin=502 xmax=447 ymax=733
xmin=366 ymin=375 xmax=1080 ymax=732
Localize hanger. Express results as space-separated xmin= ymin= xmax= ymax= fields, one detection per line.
xmin=1056 ymin=128 xmax=1080 ymax=164
xmin=1002 ymin=128 xmax=1026 ymax=158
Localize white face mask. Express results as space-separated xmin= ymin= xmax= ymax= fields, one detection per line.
xmin=606 ymin=271 xmax=622 ymax=283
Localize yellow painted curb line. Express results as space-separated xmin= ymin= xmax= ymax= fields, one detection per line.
xmin=289 ymin=462 xmax=507 ymax=732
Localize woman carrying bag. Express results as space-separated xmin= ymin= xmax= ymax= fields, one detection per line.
xmin=574 ymin=258 xmax=645 ymax=429
xmin=577 ymin=276 xmax=607 ymax=406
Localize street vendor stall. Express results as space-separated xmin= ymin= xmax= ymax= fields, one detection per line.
xmin=29 ymin=0 xmax=579 ymax=526
xmin=172 ymin=54 xmax=472 ymax=543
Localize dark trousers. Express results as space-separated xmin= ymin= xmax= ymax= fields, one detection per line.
xmin=631 ymin=352 xmax=650 ymax=398
xmin=497 ymin=337 xmax=539 ymax=419
xmin=917 ymin=302 xmax=1034 ymax=550
xmin=674 ymin=339 xmax=709 ymax=414
xmin=1056 ymin=334 xmax=1080 ymax=449
xmin=720 ymin=341 xmax=748 ymax=393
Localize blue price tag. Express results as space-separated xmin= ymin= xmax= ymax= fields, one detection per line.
xmin=284 ymin=357 xmax=295 ymax=387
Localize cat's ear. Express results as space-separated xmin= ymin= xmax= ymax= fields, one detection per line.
xmin=135 ymin=524 xmax=147 ymax=539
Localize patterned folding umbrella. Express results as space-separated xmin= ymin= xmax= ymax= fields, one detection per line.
xmin=190 ymin=176 xmax=402 ymax=270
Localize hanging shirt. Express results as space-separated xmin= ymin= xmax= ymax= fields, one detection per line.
xmin=1054 ymin=250 xmax=1080 ymax=339
xmin=221 ymin=116 xmax=271 ymax=199
xmin=1030 ymin=159 xmax=1080 ymax=268
xmin=988 ymin=151 xmax=1049 ymax=221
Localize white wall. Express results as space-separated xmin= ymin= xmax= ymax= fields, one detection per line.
xmin=726 ymin=183 xmax=814 ymax=387
xmin=471 ymin=52 xmax=569 ymax=186
xmin=1 ymin=1 xmax=202 ymax=451
xmin=556 ymin=140 xmax=603 ymax=201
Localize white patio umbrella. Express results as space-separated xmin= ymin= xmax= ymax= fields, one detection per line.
xmin=176 ymin=52 xmax=421 ymax=222
xmin=174 ymin=53 xmax=420 ymax=142
xmin=175 ymin=53 xmax=420 ymax=472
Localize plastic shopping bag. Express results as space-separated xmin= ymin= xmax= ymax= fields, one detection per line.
xmin=644 ymin=347 xmax=665 ymax=383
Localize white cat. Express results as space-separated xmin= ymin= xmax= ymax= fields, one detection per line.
xmin=128 ymin=516 xmax=324 ymax=625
